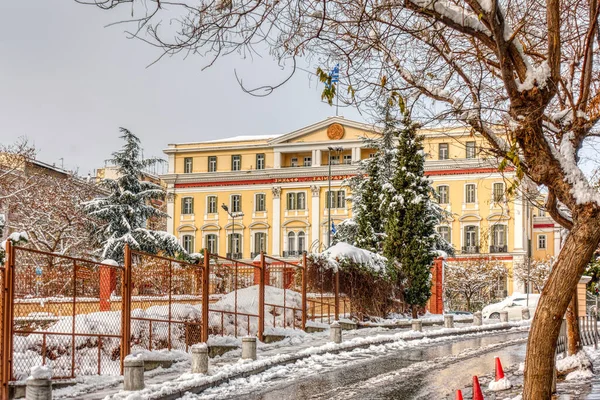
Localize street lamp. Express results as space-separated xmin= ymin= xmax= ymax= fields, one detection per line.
xmin=327 ymin=146 xmax=344 ymax=248
xmin=222 ymin=203 xmax=244 ymax=259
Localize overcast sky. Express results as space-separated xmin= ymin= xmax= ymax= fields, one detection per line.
xmin=0 ymin=1 xmax=364 ymax=176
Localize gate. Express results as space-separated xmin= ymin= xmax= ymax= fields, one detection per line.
xmin=4 ymin=243 xmax=124 ymax=392
xmin=263 ymin=254 xmax=306 ymax=331
xmin=126 ymin=248 xmax=207 ymax=355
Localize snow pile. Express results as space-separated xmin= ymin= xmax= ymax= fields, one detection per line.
xmin=488 ymin=377 xmax=512 ymax=391
xmin=556 ymin=350 xmax=592 ymax=372
xmin=100 ymin=259 xmax=119 ymax=266
xmin=128 ymin=349 xmax=190 ymax=362
xmin=565 ymin=368 xmax=594 ymax=380
xmin=28 ymin=365 xmax=52 ymax=380
xmin=1 ymin=231 xmax=29 ymax=250
xmin=316 ymin=242 xmax=388 ymax=274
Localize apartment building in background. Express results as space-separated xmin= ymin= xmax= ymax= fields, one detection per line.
xmin=160 ymin=116 xmax=562 ymax=295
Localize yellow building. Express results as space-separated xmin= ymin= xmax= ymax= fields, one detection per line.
xmin=161 ymin=117 xmax=561 ymax=295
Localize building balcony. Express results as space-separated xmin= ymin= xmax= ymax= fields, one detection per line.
xmin=226 ymin=252 xmax=243 ymax=260
xmin=489 ymin=245 xmax=508 ymax=253
xmin=461 ymin=246 xmax=480 ymax=254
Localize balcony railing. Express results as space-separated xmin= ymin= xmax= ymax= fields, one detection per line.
xmin=462 ymin=246 xmax=480 ymax=254
xmin=282 ymin=251 xmax=299 ymax=258
xmin=489 ymin=245 xmax=508 ymax=253
xmin=226 ymin=252 xmax=243 ymax=260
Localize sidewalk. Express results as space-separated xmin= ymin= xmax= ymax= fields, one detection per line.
xmin=51 ymin=319 xmax=529 ymax=400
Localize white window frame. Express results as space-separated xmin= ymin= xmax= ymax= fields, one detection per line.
xmin=230 ymin=194 xmax=241 ymax=213
xmin=343 ymin=154 xmax=352 ymax=164
xmin=492 ymin=182 xmax=505 ymax=203
xmin=464 ymin=225 xmax=479 ymax=247
xmin=182 ymin=234 xmax=195 ymax=253
xmin=207 ymin=195 xmax=217 ymax=214
xmin=439 ymin=143 xmax=449 ymax=160
xmin=286 ymin=191 xmax=306 ymax=210
xmin=184 ymin=157 xmax=193 ymax=173
xmin=303 ymin=157 xmax=312 ymax=167
xmin=205 ymin=234 xmax=218 ymax=253
xmin=465 ymin=184 xmax=476 ymax=204
xmin=208 ymin=156 xmax=217 ymax=172
xmin=253 ymin=231 xmax=267 ymax=254
xmin=437 ymin=185 xmax=449 ymax=204
xmin=232 ymin=155 xmax=241 ymax=171
xmin=538 ymin=234 xmax=547 ymax=250
xmin=291 ymin=157 xmax=299 ymax=167
xmin=437 ymin=225 xmax=451 ymax=243
xmin=255 ymin=193 xmax=266 ymax=212
xmin=465 ymin=141 xmax=476 ymax=159
xmin=491 ymin=224 xmax=507 ymax=247
xmin=182 ymin=197 xmax=194 ymax=215
xmin=256 ymin=153 xmax=265 ymax=170
xmin=326 ymin=190 xmax=346 ymax=209
xmin=228 ymin=232 xmax=242 ymax=254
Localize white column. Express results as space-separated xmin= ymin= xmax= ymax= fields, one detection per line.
xmin=311 ymin=186 xmax=320 ymax=250
xmin=168 ymin=153 xmax=175 ymax=173
xmin=513 ymin=195 xmax=524 ymax=252
xmin=352 ymin=147 xmax=361 ymax=163
xmin=554 ymin=227 xmax=562 ymax=255
xmin=314 ymin=150 xmax=322 ymax=167
xmin=272 ymin=187 xmax=281 ymax=256
xmin=274 ymin=151 xmax=282 ymax=169
xmin=166 ymin=188 xmax=175 ymax=235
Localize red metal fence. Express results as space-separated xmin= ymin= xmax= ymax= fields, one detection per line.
xmin=0 ymin=244 xmax=343 ymax=399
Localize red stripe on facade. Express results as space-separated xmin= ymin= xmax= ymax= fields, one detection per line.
xmin=174 ymin=167 xmax=511 ymax=188
xmin=533 ymin=223 xmax=555 ymax=229
xmin=445 ymin=255 xmax=514 ymax=262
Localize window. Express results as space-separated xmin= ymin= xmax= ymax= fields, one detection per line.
xmin=466 ymin=141 xmax=476 ymax=159
xmin=492 ymin=182 xmax=504 ymax=203
xmin=464 ymin=226 xmax=479 ymax=247
xmin=286 ymin=192 xmax=306 ymax=210
xmin=465 ymin=184 xmax=476 ymax=203
xmin=207 ymin=196 xmax=217 ymax=214
xmin=256 ymin=154 xmax=265 ymax=170
xmin=291 ymin=157 xmax=298 ymax=167
xmin=369 ymin=153 xmax=376 ymax=158
xmin=182 ymin=235 xmax=194 ymax=253
xmin=304 ymin=157 xmax=312 ymax=167
xmin=298 ymin=231 xmax=306 ymax=253
xmin=231 ymin=195 xmax=241 ymax=213
xmin=208 ymin=156 xmax=217 ymax=172
xmin=232 ymin=155 xmax=241 ymax=171
xmin=206 ymin=234 xmax=218 ymax=253
xmin=538 ymin=234 xmax=547 ymax=250
xmin=491 ymin=225 xmax=507 ymax=253
xmin=326 ymin=190 xmax=346 ymax=209
xmin=437 ymin=185 xmax=449 ymax=204
xmin=287 ymin=232 xmax=296 ymax=253
xmin=329 ymin=155 xmax=340 ymax=165
xmin=439 ymin=143 xmax=449 ymax=160
xmin=343 ymin=154 xmax=352 ymax=164
xmin=254 ymin=232 xmax=266 ymax=254
xmin=255 ymin=193 xmax=266 ymax=212
xmin=182 ymin=197 xmax=194 ymax=214
xmin=437 ymin=226 xmax=451 ymax=243
xmin=184 ymin=157 xmax=193 ymax=173
xmin=228 ymin=233 xmax=241 ymax=255
xmin=537 ymin=208 xmax=546 ymax=217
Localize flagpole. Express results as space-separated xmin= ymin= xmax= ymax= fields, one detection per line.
xmin=336 ymin=85 xmax=339 ymax=116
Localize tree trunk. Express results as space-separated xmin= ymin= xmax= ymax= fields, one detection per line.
xmin=412 ymin=306 xmax=418 ymax=319
xmin=466 ymin=296 xmax=471 ymax=312
xmin=566 ymin=291 xmax=582 ymax=355
xmin=524 ymin=220 xmax=600 ymax=400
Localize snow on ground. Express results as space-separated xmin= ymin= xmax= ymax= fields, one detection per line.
xmin=99 ymin=321 xmax=529 ymax=400
xmin=362 ymin=311 xmax=473 ymax=326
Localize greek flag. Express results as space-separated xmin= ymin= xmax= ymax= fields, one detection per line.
xmin=330 ymin=64 xmax=340 ymax=83
xmin=331 ymin=221 xmax=337 ymax=235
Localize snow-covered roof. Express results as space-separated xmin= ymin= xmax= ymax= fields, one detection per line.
xmin=201 ymin=134 xmax=284 ymax=143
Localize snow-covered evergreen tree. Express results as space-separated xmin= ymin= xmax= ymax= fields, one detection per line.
xmin=382 ymin=113 xmax=443 ymax=318
xmin=83 ymin=128 xmax=184 ymax=263
xmin=337 ymin=104 xmax=399 ymax=252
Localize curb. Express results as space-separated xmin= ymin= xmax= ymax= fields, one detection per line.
xmin=146 ymin=322 xmax=529 ymax=400
xmin=358 ymin=318 xmax=474 ymax=329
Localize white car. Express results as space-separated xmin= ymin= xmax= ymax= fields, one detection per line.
xmin=481 ymin=293 xmax=540 ymax=320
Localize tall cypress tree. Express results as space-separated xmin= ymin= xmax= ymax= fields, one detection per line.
xmin=83 ymin=128 xmax=184 ymax=263
xmin=382 ymin=113 xmax=439 ymax=318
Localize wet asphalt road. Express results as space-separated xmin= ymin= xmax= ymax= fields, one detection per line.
xmin=231 ymin=330 xmax=528 ymax=400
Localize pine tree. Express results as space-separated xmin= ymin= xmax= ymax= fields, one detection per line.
xmin=382 ymin=113 xmax=440 ymax=319
xmin=83 ymin=128 xmax=184 ymax=263
xmin=337 ymin=104 xmax=398 ymax=252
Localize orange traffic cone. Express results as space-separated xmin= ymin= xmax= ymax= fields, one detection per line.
xmin=473 ymin=376 xmax=484 ymax=400
xmin=455 ymin=389 xmax=464 ymax=400
xmin=495 ymin=357 xmax=505 ymax=381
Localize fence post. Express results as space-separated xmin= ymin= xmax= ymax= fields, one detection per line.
xmin=302 ymin=252 xmax=307 ymax=331
xmin=258 ymin=252 xmax=265 ymax=342
xmin=1 ymin=241 xmax=14 ymax=400
xmin=202 ymin=249 xmax=210 ymax=343
xmin=594 ymin=311 xmax=599 ymax=351
xmin=334 ymin=269 xmax=340 ymax=321
xmin=121 ymin=244 xmax=132 ymax=372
